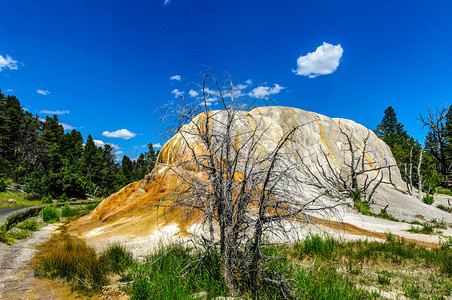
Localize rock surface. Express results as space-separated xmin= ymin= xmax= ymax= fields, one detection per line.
xmin=70 ymin=106 xmax=452 ymax=253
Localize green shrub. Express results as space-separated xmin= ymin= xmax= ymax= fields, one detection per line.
xmin=85 ymin=202 xmax=100 ymax=211
xmin=1 ymin=229 xmax=31 ymax=245
xmin=41 ymin=195 xmax=53 ymax=204
xmin=377 ymin=271 xmax=391 ymax=285
xmin=0 ymin=177 xmax=7 ymax=192
xmin=352 ymin=188 xmax=362 ymax=202
xmin=42 ymin=206 xmax=59 ymax=222
xmin=423 ymin=192 xmax=434 ymax=205
xmin=58 ymin=193 xmax=69 ymax=203
xmin=101 ymin=244 xmax=134 ymax=273
xmin=354 ymin=200 xmax=373 ymax=215
xmin=16 ymin=218 xmax=39 ymax=231
xmin=61 ymin=204 xmax=77 ymax=217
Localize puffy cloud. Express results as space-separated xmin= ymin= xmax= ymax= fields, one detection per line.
xmin=153 ymin=143 xmax=162 ymax=148
xmin=102 ymin=129 xmax=137 ymax=139
xmin=199 ymin=97 xmax=218 ymax=107
xmin=114 ymin=150 xmax=124 ymax=155
xmin=40 ymin=109 xmax=70 ymax=115
xmin=245 ymin=79 xmax=253 ymax=85
xmin=93 ymin=139 xmax=120 ymax=150
xmin=37 ymin=89 xmax=51 ymax=95
xmin=248 ymin=84 xmax=285 ymax=99
xmin=60 ymin=122 xmax=75 ymax=130
xmin=170 ymin=74 xmax=181 ymax=81
xmin=188 ymin=89 xmax=199 ymax=97
xmin=0 ymin=55 xmax=19 ymax=72
xmin=293 ymin=42 xmax=343 ymax=78
xmin=171 ymin=89 xmax=184 ymax=98
xmin=5 ymin=89 xmax=13 ymax=92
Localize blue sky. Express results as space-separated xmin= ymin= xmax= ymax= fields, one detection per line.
xmin=1 ymin=0 xmax=451 ymax=158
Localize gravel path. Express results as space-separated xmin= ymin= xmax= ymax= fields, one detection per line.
xmin=0 ymin=223 xmax=59 ymax=298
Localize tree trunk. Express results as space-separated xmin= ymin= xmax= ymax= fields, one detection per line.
xmin=417 ymin=149 xmax=423 ymax=199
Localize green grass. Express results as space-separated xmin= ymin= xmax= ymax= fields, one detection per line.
xmin=34 ymin=237 xmax=110 ymax=292
xmin=353 ymin=201 xmax=400 ymax=222
xmin=408 ymin=219 xmax=447 ymax=235
xmin=0 ymin=191 xmax=43 ymax=208
xmin=437 ymin=204 xmax=452 ymax=213
xmin=32 ymin=233 xmax=452 ymax=299
xmin=409 ymin=223 xmax=434 ymax=234
xmin=437 ymin=188 xmax=452 ymax=196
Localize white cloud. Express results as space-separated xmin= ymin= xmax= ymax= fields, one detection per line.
xmin=102 ymin=129 xmax=137 ymax=139
xmin=153 ymin=143 xmax=162 ymax=148
xmin=188 ymin=89 xmax=199 ymax=97
xmin=40 ymin=109 xmax=70 ymax=115
xmin=170 ymin=74 xmax=181 ymax=81
xmin=93 ymin=139 xmax=120 ymax=150
xmin=245 ymin=79 xmax=253 ymax=85
xmin=114 ymin=150 xmax=124 ymax=155
xmin=293 ymin=42 xmax=343 ymax=78
xmin=0 ymin=55 xmax=19 ymax=72
xmin=164 ymin=0 xmax=171 ymax=5
xmin=5 ymin=88 xmax=13 ymax=92
xmin=171 ymin=89 xmax=184 ymax=98
xmin=248 ymin=84 xmax=285 ymax=99
xmin=198 ymin=97 xmax=218 ymax=107
xmin=236 ymin=84 xmax=248 ymax=90
xmin=60 ymin=122 xmax=76 ymax=130
xmin=37 ymin=89 xmax=51 ymax=95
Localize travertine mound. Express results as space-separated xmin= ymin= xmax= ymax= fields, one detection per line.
xmin=70 ymin=107 xmax=452 ymax=252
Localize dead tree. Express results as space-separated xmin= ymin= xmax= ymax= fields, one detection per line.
xmin=418 ymin=106 xmax=449 ymax=174
xmin=417 ymin=148 xmax=423 ymax=199
xmin=147 ymin=72 xmax=340 ymax=298
xmin=302 ymin=122 xmax=395 ymax=205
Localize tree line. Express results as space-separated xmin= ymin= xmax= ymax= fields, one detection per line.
xmin=0 ymin=89 xmax=158 ymax=199
xmin=375 ymin=105 xmax=452 ymax=195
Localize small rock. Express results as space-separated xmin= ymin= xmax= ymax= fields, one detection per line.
xmin=8 ymin=199 xmax=16 ymax=204
xmin=192 ymin=291 xmax=208 ymax=299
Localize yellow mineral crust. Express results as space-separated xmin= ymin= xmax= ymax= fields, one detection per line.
xmin=70 ymin=106 xmax=412 ymax=248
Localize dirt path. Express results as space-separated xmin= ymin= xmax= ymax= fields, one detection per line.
xmin=0 ymin=223 xmax=60 ymax=299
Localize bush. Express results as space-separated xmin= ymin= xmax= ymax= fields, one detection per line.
xmin=61 ymin=204 xmax=77 ymax=217
xmin=42 ymin=206 xmax=59 ymax=222
xmin=377 ymin=271 xmax=391 ymax=285
xmin=85 ymin=202 xmax=100 ymax=211
xmin=41 ymin=195 xmax=53 ymax=204
xmin=0 ymin=177 xmax=7 ymax=192
xmin=16 ymin=218 xmax=39 ymax=231
xmin=354 ymin=200 xmax=372 ymax=215
xmin=423 ymin=192 xmax=434 ymax=205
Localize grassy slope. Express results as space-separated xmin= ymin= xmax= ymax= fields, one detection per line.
xmin=0 ymin=191 xmax=43 ymax=208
